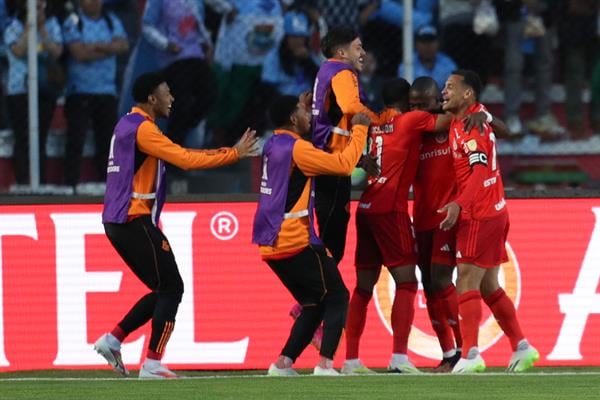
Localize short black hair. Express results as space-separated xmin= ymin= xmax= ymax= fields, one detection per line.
xmin=410 ymin=76 xmax=439 ymax=95
xmin=382 ymin=78 xmax=410 ymax=107
xmin=132 ymin=72 xmax=166 ymax=103
xmin=320 ymin=25 xmax=359 ymax=58
xmin=269 ymin=95 xmax=299 ymax=127
xmin=452 ymin=69 xmax=482 ymax=101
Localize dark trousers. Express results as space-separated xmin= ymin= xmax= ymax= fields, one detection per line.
xmin=104 ymin=216 xmax=184 ymax=355
xmin=7 ymin=92 xmax=56 ymax=184
xmin=64 ymin=94 xmax=117 ymax=186
xmin=163 ymin=58 xmax=217 ymax=145
xmin=314 ymin=175 xmax=351 ymax=264
xmin=267 ymin=246 xmax=349 ymax=360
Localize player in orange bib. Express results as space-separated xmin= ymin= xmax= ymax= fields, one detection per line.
xmin=439 ymin=70 xmax=539 ymax=373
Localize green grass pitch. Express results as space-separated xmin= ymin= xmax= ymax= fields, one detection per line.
xmin=1 ymin=368 xmax=598 ymax=400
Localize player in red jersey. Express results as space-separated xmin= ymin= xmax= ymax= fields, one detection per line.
xmin=410 ymin=77 xmax=462 ymax=372
xmin=439 ymin=70 xmax=539 ymax=373
xmin=410 ymin=76 xmax=510 ymax=372
xmin=342 ymin=79 xmax=452 ymax=375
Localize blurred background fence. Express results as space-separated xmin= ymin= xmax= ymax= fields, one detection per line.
xmin=1 ymin=0 xmax=600 ymax=196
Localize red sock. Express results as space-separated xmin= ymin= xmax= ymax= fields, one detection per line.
xmin=146 ymin=349 xmax=161 ymax=360
xmin=458 ymin=290 xmax=482 ymax=355
xmin=391 ymin=282 xmax=417 ymax=354
xmin=439 ymin=284 xmax=462 ymax=349
xmin=484 ymin=288 xmax=524 ymax=351
xmin=111 ymin=325 xmax=127 ymax=342
xmin=426 ymin=293 xmax=454 ymax=353
xmin=345 ymin=288 xmax=372 ymax=359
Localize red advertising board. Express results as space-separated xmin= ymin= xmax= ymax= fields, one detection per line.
xmin=0 ymin=198 xmax=598 ymax=371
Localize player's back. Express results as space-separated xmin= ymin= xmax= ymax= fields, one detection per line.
xmin=359 ymin=110 xmax=436 ymax=214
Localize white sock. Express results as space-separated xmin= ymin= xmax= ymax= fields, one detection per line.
xmin=390 ymin=353 xmax=409 ymax=364
xmin=144 ymin=358 xmax=161 ymax=369
xmin=516 ymin=339 xmax=529 ymax=351
xmin=443 ymin=349 xmax=457 ymax=359
xmin=105 ymin=333 xmax=121 ymax=348
xmin=466 ymin=347 xmax=480 ymax=359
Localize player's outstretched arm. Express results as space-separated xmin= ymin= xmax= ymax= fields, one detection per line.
xmin=294 ymin=113 xmax=370 ymax=176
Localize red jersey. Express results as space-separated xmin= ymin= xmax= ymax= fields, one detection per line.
xmin=413 ymin=132 xmax=457 ymax=232
xmin=358 ymin=110 xmax=437 ymax=214
xmin=450 ymin=103 xmax=507 ymax=220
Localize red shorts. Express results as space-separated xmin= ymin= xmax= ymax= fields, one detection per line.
xmin=355 ymin=211 xmax=417 ymax=269
xmin=415 ymin=226 xmax=457 ymax=268
xmin=456 ymin=212 xmax=509 ymax=268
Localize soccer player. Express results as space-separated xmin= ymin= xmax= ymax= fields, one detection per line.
xmin=410 ymin=76 xmax=510 ymax=372
xmin=439 ymin=70 xmax=539 ymax=373
xmin=342 ymin=79 xmax=452 ymax=375
xmin=94 ymin=72 xmax=259 ymax=379
xmin=253 ymin=95 xmax=370 ymax=376
xmin=287 ymin=25 xmax=380 ymax=347
xmin=311 ymin=25 xmax=380 ymax=265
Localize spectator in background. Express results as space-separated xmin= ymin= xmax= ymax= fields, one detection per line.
xmin=4 ymin=0 xmax=63 ymax=186
xmin=303 ymin=0 xmax=364 ymax=30
xmin=360 ymin=51 xmax=384 ymax=110
xmin=0 ymin=0 xmax=10 ymax=132
xmin=62 ymin=0 xmax=129 ymax=190
xmin=102 ymin=0 xmax=141 ymax=91
xmin=209 ymin=0 xmax=283 ymax=146
xmin=438 ymin=0 xmax=496 ymax=84
xmin=398 ymin=24 xmax=457 ymax=90
xmin=261 ymin=11 xmax=318 ymax=98
xmin=496 ymin=0 xmax=563 ymax=138
xmin=557 ymin=0 xmax=600 ymax=140
xmin=141 ymin=0 xmax=234 ymax=148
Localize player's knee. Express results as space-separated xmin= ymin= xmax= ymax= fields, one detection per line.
xmin=331 ymin=285 xmax=350 ymax=309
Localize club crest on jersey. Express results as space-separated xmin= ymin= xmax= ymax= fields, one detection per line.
xmin=434 ymin=133 xmax=448 ymax=144
xmin=466 ymin=139 xmax=478 ymax=151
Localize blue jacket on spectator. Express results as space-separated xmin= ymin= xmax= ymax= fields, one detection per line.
xmin=4 ymin=16 xmax=63 ymax=95
xmin=62 ymin=11 xmax=127 ymax=96
xmin=398 ymin=51 xmax=457 ymax=90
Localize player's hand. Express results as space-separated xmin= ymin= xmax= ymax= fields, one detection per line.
xmin=359 ymin=154 xmax=380 ymax=177
xmin=438 ymin=201 xmax=460 ymax=231
xmin=352 ymin=112 xmax=371 ymax=127
xmin=233 ymin=128 xmax=260 ymax=158
xmin=464 ymin=112 xmax=488 ymax=135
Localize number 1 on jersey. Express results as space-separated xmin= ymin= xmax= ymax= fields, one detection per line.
xmin=368 ymin=135 xmax=384 ymax=171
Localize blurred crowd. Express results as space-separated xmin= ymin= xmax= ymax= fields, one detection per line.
xmin=0 ymin=0 xmax=599 ymax=194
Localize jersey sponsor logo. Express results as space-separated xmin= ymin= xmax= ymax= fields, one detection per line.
xmin=368 ymin=176 xmax=388 ymax=184
xmin=456 ymin=250 xmax=462 ymax=258
xmin=358 ymin=202 xmax=371 ymax=209
xmin=440 ymin=244 xmax=451 ymax=252
xmin=483 ymin=176 xmax=497 ymax=187
xmin=106 ymin=165 xmax=120 ymax=173
xmin=373 ymin=243 xmax=521 ymax=360
xmin=495 ymin=198 xmax=506 ymax=211
xmin=259 ymin=186 xmax=272 ymax=195
xmin=468 ymin=152 xmax=488 ymax=166
xmin=420 ymin=147 xmax=451 ymax=161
